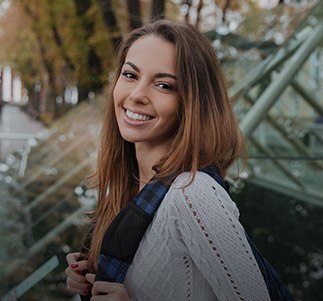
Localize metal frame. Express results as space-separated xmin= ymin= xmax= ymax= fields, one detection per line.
xmin=232 ymin=23 xmax=323 ymax=207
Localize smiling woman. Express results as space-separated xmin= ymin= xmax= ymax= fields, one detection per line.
xmin=64 ymin=19 xmax=293 ymax=301
xmin=114 ymin=35 xmax=180 ymax=189
xmin=114 ymin=36 xmax=179 ymax=138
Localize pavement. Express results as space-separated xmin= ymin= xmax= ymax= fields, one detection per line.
xmin=0 ymin=104 xmax=44 ymax=160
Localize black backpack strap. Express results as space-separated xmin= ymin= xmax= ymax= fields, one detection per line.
xmin=244 ymin=232 xmax=293 ymax=300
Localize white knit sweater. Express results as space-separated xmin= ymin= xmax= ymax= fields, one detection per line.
xmin=123 ymin=171 xmax=271 ymax=301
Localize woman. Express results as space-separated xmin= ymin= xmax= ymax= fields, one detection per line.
xmin=65 ymin=19 xmax=290 ymax=301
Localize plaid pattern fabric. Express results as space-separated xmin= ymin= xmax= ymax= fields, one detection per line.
xmin=95 ymin=177 xmax=169 ymax=282
xmin=133 ymin=179 xmax=169 ymax=216
xmin=89 ymin=165 xmax=293 ymax=301
xmin=96 ymin=254 xmax=130 ymax=282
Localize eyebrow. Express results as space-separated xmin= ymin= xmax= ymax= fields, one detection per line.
xmin=124 ymin=61 xmax=177 ymax=80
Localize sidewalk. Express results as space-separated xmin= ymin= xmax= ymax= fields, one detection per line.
xmin=0 ymin=105 xmax=44 ymax=160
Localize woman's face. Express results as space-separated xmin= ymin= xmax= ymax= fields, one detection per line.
xmin=113 ymin=35 xmax=179 ymax=148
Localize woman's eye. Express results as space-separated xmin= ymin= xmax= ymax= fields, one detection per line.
xmin=157 ymin=83 xmax=174 ymax=91
xmin=121 ymin=71 xmax=136 ymax=79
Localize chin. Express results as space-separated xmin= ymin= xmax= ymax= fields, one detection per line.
xmin=120 ymin=133 xmax=147 ymax=144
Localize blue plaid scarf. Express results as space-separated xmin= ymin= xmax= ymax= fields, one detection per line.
xmin=80 ymin=165 xmax=293 ymax=300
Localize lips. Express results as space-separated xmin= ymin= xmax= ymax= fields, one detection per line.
xmin=123 ymin=107 xmax=155 ymax=119
xmin=125 ymin=110 xmax=153 ymax=122
xmin=122 ymin=108 xmax=156 ymax=126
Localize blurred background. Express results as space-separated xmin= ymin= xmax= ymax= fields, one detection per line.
xmin=0 ymin=0 xmax=322 ymax=300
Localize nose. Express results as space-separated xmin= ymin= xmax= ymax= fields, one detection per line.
xmin=128 ymin=81 xmax=149 ymax=105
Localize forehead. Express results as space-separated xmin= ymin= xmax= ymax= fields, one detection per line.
xmin=125 ymin=35 xmax=176 ymax=73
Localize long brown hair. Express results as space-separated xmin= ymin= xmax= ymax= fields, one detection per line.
xmin=86 ymin=19 xmax=247 ymax=271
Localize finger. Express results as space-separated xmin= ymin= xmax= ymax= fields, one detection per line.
xmin=68 ymin=259 xmax=88 ymax=271
xmin=65 ymin=266 xmax=87 ymax=283
xmin=92 ymin=281 xmax=123 ymax=295
xmin=66 ymin=282 xmax=90 ymax=296
xmin=85 ymin=273 xmax=96 ymax=284
xmin=66 ymin=252 xmax=81 ymax=265
xmin=90 ymin=296 xmax=116 ymax=301
xmin=67 ymin=277 xmax=91 ymax=290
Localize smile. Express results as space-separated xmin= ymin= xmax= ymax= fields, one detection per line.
xmin=124 ymin=108 xmax=155 ymax=121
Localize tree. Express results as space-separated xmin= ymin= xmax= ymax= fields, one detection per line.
xmin=151 ymin=0 xmax=165 ymax=21
xmin=97 ymin=0 xmax=122 ymax=52
xmin=127 ymin=0 xmax=142 ymax=30
xmin=0 ymin=0 xmax=114 ymax=120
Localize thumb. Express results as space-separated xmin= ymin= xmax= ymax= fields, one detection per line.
xmin=85 ymin=273 xmax=96 ymax=284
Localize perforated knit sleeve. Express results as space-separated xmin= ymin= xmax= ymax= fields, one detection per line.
xmin=169 ymin=172 xmax=271 ymax=301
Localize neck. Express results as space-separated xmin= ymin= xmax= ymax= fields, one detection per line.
xmin=135 ymin=142 xmax=169 ymax=191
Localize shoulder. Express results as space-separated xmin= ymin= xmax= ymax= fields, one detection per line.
xmin=165 ymin=171 xmax=240 ymax=220
xmin=171 ymin=170 xmax=224 ymax=192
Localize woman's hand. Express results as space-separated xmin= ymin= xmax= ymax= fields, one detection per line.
xmin=65 ymin=252 xmax=91 ymax=296
xmin=85 ymin=273 xmax=130 ymax=301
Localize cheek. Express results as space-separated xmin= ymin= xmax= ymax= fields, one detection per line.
xmin=113 ymin=87 xmax=120 ymax=107
xmin=113 ymin=81 xmax=125 ymax=107
xmin=158 ymin=99 xmax=179 ymax=125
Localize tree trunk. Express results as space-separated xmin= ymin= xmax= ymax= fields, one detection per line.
xmin=97 ymin=0 xmax=122 ymax=52
xmin=21 ymin=2 xmax=59 ymax=119
xmin=195 ymin=0 xmax=203 ymax=28
xmin=51 ymin=20 xmax=75 ymax=72
xmin=127 ymin=0 xmax=142 ymax=30
xmin=26 ymin=83 xmax=41 ymax=119
xmin=150 ymin=0 xmax=165 ymax=21
xmin=74 ymin=0 xmax=103 ymax=101
xmin=222 ymin=0 xmax=231 ymax=23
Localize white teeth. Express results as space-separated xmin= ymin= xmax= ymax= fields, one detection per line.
xmin=125 ymin=109 xmax=153 ymax=121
